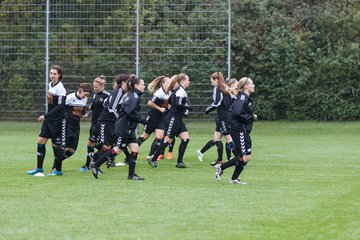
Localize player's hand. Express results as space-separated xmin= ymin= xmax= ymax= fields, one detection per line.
xmin=38 ymin=115 xmax=45 ymax=121
xmin=159 ymin=107 xmax=166 ymax=113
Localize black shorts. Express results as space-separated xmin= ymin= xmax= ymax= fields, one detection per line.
xmin=215 ymin=117 xmax=230 ymax=136
xmin=61 ymin=120 xmax=80 ymax=150
xmin=39 ymin=118 xmax=64 ymax=145
xmin=88 ymin=122 xmax=100 ymax=142
xmin=165 ymin=115 xmax=187 ymax=138
xmin=143 ymin=115 xmax=165 ymax=134
xmin=114 ymin=133 xmax=137 ymax=149
xmin=90 ymin=121 xmax=115 ymax=146
xmin=230 ymin=129 xmax=252 ymax=157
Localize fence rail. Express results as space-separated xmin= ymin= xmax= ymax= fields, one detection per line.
xmin=0 ymin=0 xmax=231 ymax=121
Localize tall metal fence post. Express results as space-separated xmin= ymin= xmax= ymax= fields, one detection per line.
xmin=135 ymin=0 xmax=140 ymax=77
xmin=45 ymin=0 xmax=50 ymax=113
xmin=227 ymin=0 xmax=231 ymax=80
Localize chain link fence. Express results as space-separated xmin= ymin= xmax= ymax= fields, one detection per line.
xmin=0 ymin=0 xmax=230 ymax=120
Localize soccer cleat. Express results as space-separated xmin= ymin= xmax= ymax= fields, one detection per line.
xmin=79 ymin=166 xmax=89 ymax=172
xmin=46 ymin=169 xmax=63 ymax=176
xmin=146 ymin=155 xmax=153 ymax=161
xmin=229 ymin=179 xmax=247 ymax=185
xmin=128 ymin=174 xmax=145 ymax=181
xmin=215 ymin=165 xmax=223 ymax=181
xmin=106 ymin=159 xmax=115 ymax=168
xmin=166 ymin=152 xmax=173 ymax=160
xmin=98 ymin=168 xmax=104 ymax=175
xmin=90 ymin=162 xmax=99 ymax=179
xmin=196 ymin=150 xmax=203 ymax=162
xmin=147 ymin=160 xmax=158 ymax=168
xmin=175 ymin=162 xmax=188 ymax=168
xmin=27 ymin=167 xmax=43 ymax=175
xmin=157 ymin=154 xmax=165 ymax=160
xmin=210 ymin=160 xmax=223 ymax=166
xmin=114 ymin=162 xmax=127 ymax=167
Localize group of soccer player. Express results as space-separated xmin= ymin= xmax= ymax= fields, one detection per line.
xmin=27 ymin=65 xmax=257 ymax=184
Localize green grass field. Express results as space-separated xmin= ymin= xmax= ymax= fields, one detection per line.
xmin=0 ymin=121 xmax=359 ymax=240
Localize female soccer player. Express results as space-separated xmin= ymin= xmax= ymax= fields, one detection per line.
xmin=148 ymin=73 xmax=191 ymax=168
xmin=137 ymin=76 xmax=171 ymax=160
xmin=27 ymin=65 xmax=67 ymax=176
xmin=89 ymin=74 xmax=130 ymax=171
xmin=49 ymin=83 xmax=92 ymax=176
xmin=215 ymin=77 xmax=257 ymax=184
xmin=79 ymin=76 xmax=110 ymax=172
xmin=197 ymin=73 xmax=238 ymax=166
xmin=91 ymin=76 xmax=146 ymax=180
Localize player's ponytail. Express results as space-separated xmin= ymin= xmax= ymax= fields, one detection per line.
xmin=148 ymin=76 xmax=166 ymax=93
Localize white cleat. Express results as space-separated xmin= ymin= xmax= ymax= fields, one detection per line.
xmin=115 ymin=162 xmax=127 ymax=167
xmin=196 ymin=150 xmax=203 ymax=162
xmin=215 ymin=164 xmax=222 ymax=181
xmin=229 ymin=179 xmax=247 ymax=185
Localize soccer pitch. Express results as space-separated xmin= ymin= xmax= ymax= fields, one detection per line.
xmin=0 ymin=121 xmax=359 ymax=240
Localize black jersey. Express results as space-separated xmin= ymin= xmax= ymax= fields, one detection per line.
xmin=205 ymin=87 xmax=232 ymax=119
xmin=44 ymin=81 xmax=67 ymax=120
xmin=114 ymin=89 xmax=145 ymax=137
xmin=97 ymin=88 xmax=124 ymax=123
xmin=229 ymin=92 xmax=255 ymax=133
xmin=64 ymin=92 xmax=88 ymax=125
xmin=168 ymin=86 xmax=191 ymax=119
xmin=147 ymin=87 xmax=171 ymax=118
xmin=90 ymin=90 xmax=110 ymax=124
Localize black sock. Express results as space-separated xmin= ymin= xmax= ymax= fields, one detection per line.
xmin=93 ymin=147 xmax=110 ymax=164
xmin=215 ymin=141 xmax=223 ymax=161
xmin=226 ymin=142 xmax=234 ymax=160
xmin=220 ymin=157 xmax=237 ymax=170
xmin=85 ymin=146 xmax=95 ymax=167
xmin=200 ymin=140 xmax=216 ymax=154
xmin=36 ymin=143 xmax=46 ymax=169
xmin=151 ymin=141 xmax=168 ymax=162
xmin=123 ymin=147 xmax=130 ymax=160
xmin=169 ymin=138 xmax=175 ymax=152
xmin=128 ymin=152 xmax=138 ymax=176
xmin=95 ymin=149 xmax=117 ymax=168
xmin=52 ymin=145 xmax=64 ymax=171
xmin=149 ymin=138 xmax=161 ymax=156
xmin=177 ymin=139 xmax=189 ymax=163
xmin=231 ymin=165 xmax=244 ymax=180
xmin=63 ymin=149 xmax=74 ymax=160
xmin=137 ymin=136 xmax=145 ymax=146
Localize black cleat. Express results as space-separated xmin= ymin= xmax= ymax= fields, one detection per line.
xmin=176 ymin=162 xmax=188 ymax=168
xmin=210 ymin=160 xmax=223 ymax=166
xmin=90 ymin=162 xmax=99 ymax=179
xmin=147 ymin=160 xmax=158 ymax=168
xmin=128 ymin=174 xmax=145 ymax=181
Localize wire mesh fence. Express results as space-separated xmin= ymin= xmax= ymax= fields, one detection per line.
xmin=0 ymin=0 xmax=230 ymax=121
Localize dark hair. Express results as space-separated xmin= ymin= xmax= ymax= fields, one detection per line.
xmin=126 ymin=75 xmax=142 ymax=92
xmin=114 ymin=74 xmax=130 ymax=89
xmin=79 ymin=82 xmax=92 ymax=93
xmin=51 ymin=65 xmax=63 ymax=81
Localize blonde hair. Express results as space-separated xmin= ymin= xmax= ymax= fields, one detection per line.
xmin=227 ymin=78 xmax=238 ymax=95
xmin=94 ymin=75 xmax=106 ymax=86
xmin=148 ymin=76 xmax=166 ymax=93
xmin=166 ymin=73 xmax=188 ymax=92
xmin=238 ymin=77 xmax=252 ymax=91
